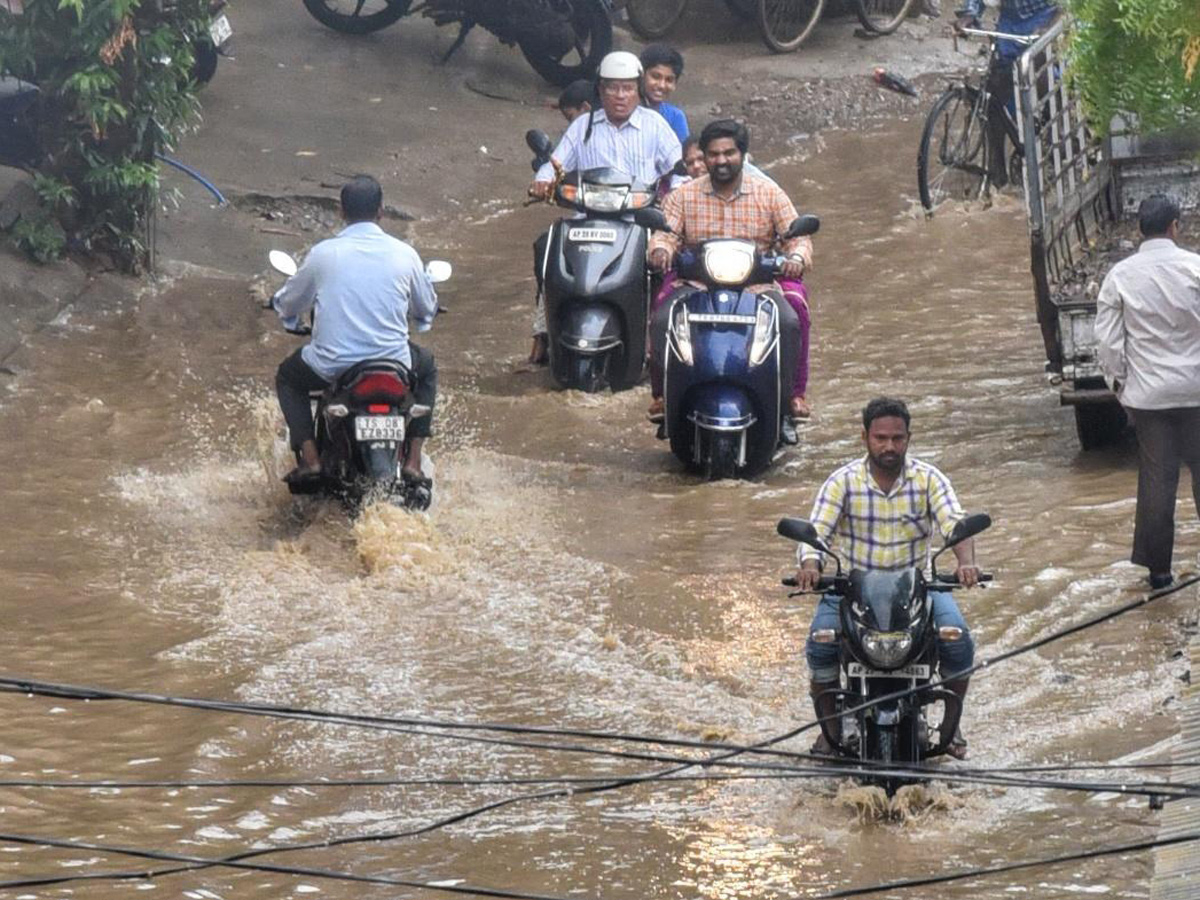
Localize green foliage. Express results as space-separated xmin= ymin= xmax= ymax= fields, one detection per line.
xmin=11 ymin=210 xmax=66 ymax=263
xmin=1066 ymin=0 xmax=1200 ymax=134
xmin=0 ymin=0 xmax=214 ymax=270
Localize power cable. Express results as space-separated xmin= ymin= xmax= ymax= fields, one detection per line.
xmin=809 ymin=830 xmax=1200 ymax=898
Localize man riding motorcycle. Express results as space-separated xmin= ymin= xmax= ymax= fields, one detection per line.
xmin=647 ymin=119 xmax=813 ymax=428
xmin=527 ymin=49 xmax=683 ymax=363
xmin=272 ymin=175 xmax=439 ymax=486
xmin=795 ymin=397 xmax=982 ymax=758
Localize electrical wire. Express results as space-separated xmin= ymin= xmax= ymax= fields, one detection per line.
xmin=0 ymin=575 xmax=1192 ymax=892
xmin=809 ymin=830 xmax=1200 ymax=898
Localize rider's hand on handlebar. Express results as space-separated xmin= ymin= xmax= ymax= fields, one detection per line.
xmin=956 ymin=564 xmax=983 ymax=588
xmin=529 ymin=180 xmax=554 ymax=202
xmin=953 ymin=14 xmax=977 ymax=34
xmin=780 ymin=258 xmax=805 ymax=281
xmin=797 ymin=561 xmax=823 ymax=592
xmin=649 ymin=248 xmax=672 ymax=273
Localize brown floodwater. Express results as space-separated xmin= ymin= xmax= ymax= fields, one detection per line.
xmin=0 ymin=118 xmax=1195 ymax=899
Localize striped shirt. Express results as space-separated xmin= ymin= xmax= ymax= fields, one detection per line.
xmin=534 ymin=105 xmax=682 ymax=187
xmin=798 ymin=456 xmax=964 ymax=572
xmin=649 ymin=171 xmax=813 ymax=270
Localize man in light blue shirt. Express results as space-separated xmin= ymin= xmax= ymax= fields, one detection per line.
xmin=273 ymin=175 xmax=439 ymax=483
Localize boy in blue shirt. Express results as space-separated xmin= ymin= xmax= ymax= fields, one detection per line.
xmin=639 ymin=44 xmax=689 ymax=143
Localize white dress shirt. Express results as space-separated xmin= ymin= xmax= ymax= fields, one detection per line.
xmin=534 ymin=105 xmax=682 ymax=187
xmin=1095 ymin=237 xmax=1200 ymax=410
xmin=273 ymin=222 xmax=438 ymax=381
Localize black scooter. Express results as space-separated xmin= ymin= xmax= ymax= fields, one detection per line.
xmin=777 ymin=514 xmax=993 ymax=795
xmin=527 ymin=129 xmax=658 ymax=393
xmin=267 ymin=251 xmax=451 ymax=511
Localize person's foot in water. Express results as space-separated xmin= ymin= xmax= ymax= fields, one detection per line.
xmin=529 ymin=332 xmax=549 ymax=366
xmin=284 ymin=439 xmax=321 ymax=483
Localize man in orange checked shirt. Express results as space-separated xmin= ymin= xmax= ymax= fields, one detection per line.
xmin=647 ymin=119 xmax=815 ymax=426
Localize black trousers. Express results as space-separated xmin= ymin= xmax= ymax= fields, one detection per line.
xmin=275 ymin=344 xmax=438 ymax=451
xmin=985 ymin=60 xmax=1015 ymax=188
xmin=1130 ymin=406 xmax=1200 ymax=575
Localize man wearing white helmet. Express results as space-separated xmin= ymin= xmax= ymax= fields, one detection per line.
xmin=526 ymin=51 xmax=683 ymax=362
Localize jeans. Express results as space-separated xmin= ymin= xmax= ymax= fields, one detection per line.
xmin=805 ymin=590 xmax=974 ymax=683
xmin=275 ymin=343 xmax=438 ymax=451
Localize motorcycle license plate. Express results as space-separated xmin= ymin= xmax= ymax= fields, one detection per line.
xmin=567 ymin=228 xmax=617 ymax=243
xmin=354 ymin=416 xmax=405 ymax=443
xmin=847 ymin=662 xmax=930 ymax=679
xmin=210 ymin=14 xmax=233 ymax=46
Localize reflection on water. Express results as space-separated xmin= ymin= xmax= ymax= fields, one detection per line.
xmin=0 ymin=118 xmax=1190 ymax=898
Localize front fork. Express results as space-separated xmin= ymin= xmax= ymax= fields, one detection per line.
xmin=811 ymin=682 xmax=964 ymax=760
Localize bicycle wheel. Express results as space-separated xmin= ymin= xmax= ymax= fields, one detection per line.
xmin=917 ymin=86 xmax=989 ymax=211
xmin=301 ymin=0 xmax=411 ymax=34
xmin=625 ymin=0 xmax=689 ymax=38
xmin=854 ymin=0 xmax=915 ymax=35
xmin=722 ymin=0 xmax=757 ymax=18
xmin=757 ymin=0 xmax=825 ymax=53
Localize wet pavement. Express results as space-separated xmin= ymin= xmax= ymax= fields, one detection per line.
xmin=1 ymin=2 xmax=1198 ymax=897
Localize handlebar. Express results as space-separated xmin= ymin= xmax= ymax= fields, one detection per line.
xmin=781 ymin=573 xmax=992 ymax=591
xmin=933 ymin=572 xmax=994 ymax=586
xmin=957 ymin=26 xmax=1039 ymax=45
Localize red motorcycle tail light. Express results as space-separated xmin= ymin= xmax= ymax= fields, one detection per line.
xmin=351 ymin=373 xmax=408 ymax=400
xmin=367 ymin=404 xmax=391 ymax=414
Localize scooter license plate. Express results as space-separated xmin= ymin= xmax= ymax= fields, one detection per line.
xmin=354 ymin=416 xmax=405 ymax=442
xmin=847 ymin=662 xmax=930 ymax=679
xmin=567 ymin=228 xmax=616 ymax=243
xmin=210 ymin=14 xmax=233 ymax=46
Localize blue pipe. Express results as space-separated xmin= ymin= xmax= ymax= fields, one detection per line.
xmin=155 ymin=152 xmax=227 ymax=205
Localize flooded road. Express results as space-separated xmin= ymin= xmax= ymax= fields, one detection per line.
xmin=0 ymin=118 xmax=1193 ymax=899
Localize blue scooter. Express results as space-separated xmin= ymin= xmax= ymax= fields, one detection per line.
xmin=645 ymin=212 xmax=820 ymax=479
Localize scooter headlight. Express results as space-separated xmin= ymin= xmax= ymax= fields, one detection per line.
xmin=702 ymin=240 xmax=756 ymax=286
xmin=670 ymin=303 xmax=693 ymax=366
xmin=580 ymin=182 xmax=629 ymax=213
xmin=748 ymin=299 xmax=777 ymax=368
xmin=860 ymin=631 xmax=913 ymax=669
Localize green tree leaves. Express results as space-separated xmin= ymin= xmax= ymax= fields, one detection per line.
xmin=0 ymin=0 xmax=212 ymax=269
xmin=1067 ymin=0 xmax=1200 ymax=134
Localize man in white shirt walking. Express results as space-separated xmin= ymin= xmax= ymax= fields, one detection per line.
xmin=1095 ymin=194 xmax=1200 ymax=589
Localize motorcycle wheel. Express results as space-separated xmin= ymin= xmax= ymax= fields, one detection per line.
xmin=301 ymin=0 xmax=411 ymax=34
xmin=625 ymin=0 xmax=689 ymax=39
xmin=703 ymin=431 xmax=741 ymax=481
xmin=519 ymin=0 xmax=613 ymax=87
xmin=568 ymin=354 xmax=607 ymax=393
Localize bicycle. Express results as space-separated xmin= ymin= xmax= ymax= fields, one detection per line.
xmin=916 ymin=27 xmax=1037 ymax=212
xmin=624 ymin=0 xmax=754 ymax=40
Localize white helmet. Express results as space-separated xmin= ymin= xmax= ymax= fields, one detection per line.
xmin=598 ymin=51 xmax=643 ymax=81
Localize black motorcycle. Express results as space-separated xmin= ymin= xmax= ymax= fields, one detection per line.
xmin=777 ymin=514 xmax=993 ymax=795
xmin=267 ymin=251 xmax=451 ymax=511
xmin=526 ymin=129 xmax=661 ymax=393
xmin=301 ymin=0 xmax=612 ymax=87
xmin=192 ymin=0 xmax=234 ymax=86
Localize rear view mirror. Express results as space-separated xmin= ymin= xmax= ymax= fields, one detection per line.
xmin=785 ymin=215 xmax=820 ymax=238
xmin=268 ymin=249 xmax=298 ymax=277
xmin=633 ymin=207 xmax=669 ymax=232
xmin=946 ymin=513 xmax=991 ymax=548
xmin=426 ymin=259 xmax=452 ymax=283
xmin=776 ymin=517 xmax=827 ymax=551
xmin=526 ymin=129 xmax=553 ymax=157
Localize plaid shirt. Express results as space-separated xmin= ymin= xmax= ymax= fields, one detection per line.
xmin=649 ymin=172 xmax=813 ymax=271
xmin=798 ymin=456 xmax=964 ymax=572
xmin=958 ymin=0 xmax=1056 ymax=20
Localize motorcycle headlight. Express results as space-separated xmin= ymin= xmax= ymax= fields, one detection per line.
xmin=748 ymin=299 xmax=777 ymax=368
xmin=860 ymin=631 xmax=913 ymax=669
xmin=581 ymin=183 xmax=629 ymax=213
xmin=702 ymin=240 xmax=756 ymax=286
xmin=670 ymin=303 xmax=693 ymax=366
